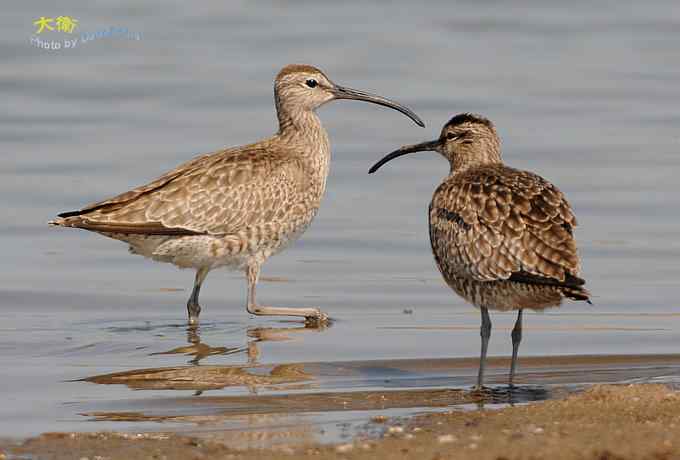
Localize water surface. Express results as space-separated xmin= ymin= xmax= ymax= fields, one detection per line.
xmin=2 ymin=0 xmax=680 ymax=443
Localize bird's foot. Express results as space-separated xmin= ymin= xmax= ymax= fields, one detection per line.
xmin=187 ymin=302 xmax=201 ymax=325
xmin=247 ymin=304 xmax=330 ymax=326
xmin=304 ymin=309 xmax=330 ymax=327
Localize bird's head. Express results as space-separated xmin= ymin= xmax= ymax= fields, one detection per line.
xmin=368 ymin=113 xmax=501 ymax=174
xmin=274 ymin=64 xmax=424 ymax=127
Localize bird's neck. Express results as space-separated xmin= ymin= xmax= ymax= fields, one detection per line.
xmin=272 ymin=105 xmax=331 ymax=207
xmin=276 ymin=103 xmax=330 ymax=156
xmin=449 ymin=147 xmax=502 ymax=176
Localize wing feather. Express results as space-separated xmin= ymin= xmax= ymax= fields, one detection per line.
xmin=56 ymin=144 xmax=308 ymax=236
xmin=429 ymin=165 xmax=582 ymax=285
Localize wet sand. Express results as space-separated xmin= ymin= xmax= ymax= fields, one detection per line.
xmin=3 ymin=384 xmax=679 ymax=460
xmin=65 ymin=352 xmax=680 ymax=445
xmin=2 ymin=351 xmax=677 ymax=452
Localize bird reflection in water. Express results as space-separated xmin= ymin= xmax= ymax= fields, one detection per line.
xmin=246 ymin=322 xmax=329 ymax=365
xmin=82 ymin=322 xmax=329 ymax=395
xmin=470 ymin=385 xmax=551 ymax=409
xmin=82 ymin=322 xmax=325 ymax=449
xmin=150 ymin=325 xmax=244 ymax=365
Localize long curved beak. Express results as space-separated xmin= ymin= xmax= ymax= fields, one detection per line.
xmin=368 ymin=139 xmax=441 ymax=174
xmin=331 ymin=85 xmax=425 ymax=127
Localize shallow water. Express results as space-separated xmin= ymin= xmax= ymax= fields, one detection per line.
xmin=2 ymin=0 xmax=680 ymax=444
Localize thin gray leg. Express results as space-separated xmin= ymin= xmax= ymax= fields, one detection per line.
xmin=476 ymin=307 xmax=492 ymax=390
xmin=187 ymin=267 xmax=210 ymax=325
xmin=245 ymin=262 xmax=328 ymax=323
xmin=509 ymin=309 xmax=523 ymax=386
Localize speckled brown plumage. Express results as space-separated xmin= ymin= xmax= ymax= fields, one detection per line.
xmin=429 ymin=164 xmax=587 ymax=311
xmin=50 ymin=64 xmax=424 ymax=325
xmin=369 ymin=113 xmax=590 ymax=388
xmin=57 ymin=144 xmax=321 ymax=240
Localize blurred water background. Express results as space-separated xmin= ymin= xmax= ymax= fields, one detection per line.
xmin=1 ymin=0 xmax=679 ymax=440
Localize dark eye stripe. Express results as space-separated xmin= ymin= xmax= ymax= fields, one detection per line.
xmin=447 ymin=130 xmax=471 ymax=140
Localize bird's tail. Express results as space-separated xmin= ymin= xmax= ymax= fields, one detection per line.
xmin=48 ymin=216 xmax=83 ymax=228
xmin=562 ymin=285 xmax=592 ymax=305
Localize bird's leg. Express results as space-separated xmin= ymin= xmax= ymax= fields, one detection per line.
xmin=475 ymin=307 xmax=492 ymax=391
xmin=187 ymin=267 xmax=210 ymax=325
xmin=509 ymin=309 xmax=523 ymax=387
xmin=245 ymin=262 xmax=328 ymax=325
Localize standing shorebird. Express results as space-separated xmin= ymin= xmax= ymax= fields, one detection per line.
xmin=369 ymin=114 xmax=590 ymax=388
xmin=50 ymin=64 xmax=423 ymax=325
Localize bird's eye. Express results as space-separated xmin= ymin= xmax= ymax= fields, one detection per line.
xmin=446 ymin=132 xmax=458 ymax=140
xmin=306 ymin=79 xmax=318 ymax=88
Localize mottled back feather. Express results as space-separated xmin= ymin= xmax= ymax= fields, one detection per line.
xmin=57 ymin=143 xmax=313 ymax=236
xmin=429 ymin=165 xmax=581 ymax=286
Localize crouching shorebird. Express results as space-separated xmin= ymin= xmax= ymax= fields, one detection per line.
xmin=369 ymin=114 xmax=590 ymax=389
xmin=50 ymin=64 xmax=423 ymax=325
